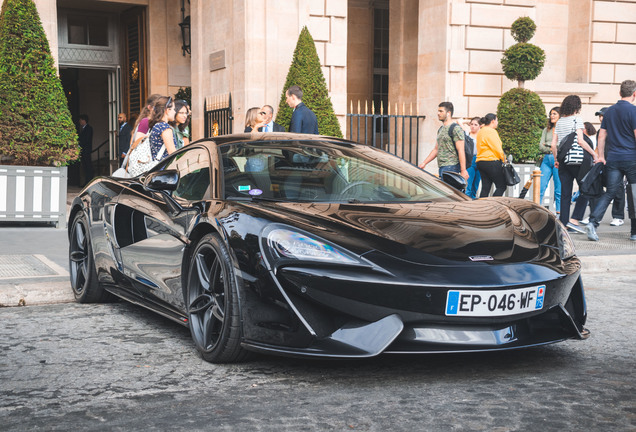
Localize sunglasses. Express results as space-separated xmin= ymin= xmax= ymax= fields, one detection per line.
xmin=259 ymin=111 xmax=267 ymax=115
xmin=176 ymin=99 xmax=189 ymax=106
xmin=166 ymin=97 xmax=173 ymax=109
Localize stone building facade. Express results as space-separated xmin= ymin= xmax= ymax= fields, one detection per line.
xmin=23 ymin=0 xmax=636 ymax=172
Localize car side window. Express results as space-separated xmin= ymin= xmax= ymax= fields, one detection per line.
xmin=163 ymin=148 xmax=212 ymax=201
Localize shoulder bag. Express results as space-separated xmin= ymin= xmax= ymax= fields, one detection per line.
xmin=502 ymin=162 xmax=520 ymax=186
xmin=126 ymin=135 xmax=165 ymax=178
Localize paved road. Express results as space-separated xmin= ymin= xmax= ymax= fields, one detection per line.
xmin=0 ymin=272 xmax=633 ymax=432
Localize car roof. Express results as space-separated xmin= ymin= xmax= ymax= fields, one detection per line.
xmin=191 ymin=133 xmax=355 ymax=148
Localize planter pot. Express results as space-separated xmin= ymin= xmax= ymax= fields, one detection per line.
xmin=0 ymin=165 xmax=68 ymax=228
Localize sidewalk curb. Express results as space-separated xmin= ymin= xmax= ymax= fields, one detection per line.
xmin=579 ymin=254 xmax=636 ymax=274
xmin=0 ymin=279 xmax=74 ymax=307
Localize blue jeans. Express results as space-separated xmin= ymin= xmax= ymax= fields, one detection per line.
xmin=439 ymin=163 xmax=460 ymax=179
xmin=539 ymin=154 xmax=561 ymax=211
xmin=466 ymin=155 xmax=481 ymax=199
xmin=590 ymin=160 xmax=636 ymax=229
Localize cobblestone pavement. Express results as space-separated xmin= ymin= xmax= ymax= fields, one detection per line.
xmin=0 ymin=273 xmax=633 ymax=432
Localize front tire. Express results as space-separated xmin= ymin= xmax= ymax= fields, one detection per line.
xmin=186 ymin=233 xmax=249 ymax=363
xmin=69 ymin=210 xmax=111 ymax=303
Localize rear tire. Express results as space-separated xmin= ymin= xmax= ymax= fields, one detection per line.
xmin=186 ymin=233 xmax=250 ymax=363
xmin=69 ymin=210 xmax=111 ymax=303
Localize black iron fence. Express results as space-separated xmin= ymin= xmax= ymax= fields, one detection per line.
xmin=346 ymin=101 xmax=425 ymax=166
xmin=204 ymin=93 xmax=233 ymax=138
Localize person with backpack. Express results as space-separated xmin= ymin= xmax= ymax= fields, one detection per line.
xmin=551 ymin=95 xmax=597 ymax=230
xmin=419 ymin=102 xmax=469 ymax=183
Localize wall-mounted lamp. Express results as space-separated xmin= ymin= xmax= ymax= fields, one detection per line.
xmin=179 ymin=0 xmax=191 ymax=56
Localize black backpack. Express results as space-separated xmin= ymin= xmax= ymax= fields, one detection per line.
xmin=439 ymin=123 xmax=474 ymax=169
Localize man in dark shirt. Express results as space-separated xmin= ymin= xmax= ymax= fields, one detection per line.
xmin=587 ymin=80 xmax=636 ymax=241
xmin=285 ymin=85 xmax=318 ymax=134
xmin=118 ymin=112 xmax=132 ymax=160
xmin=78 ymin=114 xmax=93 ymax=185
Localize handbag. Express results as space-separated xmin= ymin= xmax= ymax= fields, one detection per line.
xmin=502 ymin=162 xmax=520 ymax=186
xmin=126 ymin=135 xmax=165 ymax=177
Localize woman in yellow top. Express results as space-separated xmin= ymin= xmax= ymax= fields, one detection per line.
xmin=475 ymin=113 xmax=507 ymax=197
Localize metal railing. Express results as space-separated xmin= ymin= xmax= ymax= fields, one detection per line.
xmin=91 ymin=139 xmax=110 ymax=177
xmin=204 ymin=93 xmax=233 ymax=138
xmin=346 ymin=101 xmax=425 ymax=166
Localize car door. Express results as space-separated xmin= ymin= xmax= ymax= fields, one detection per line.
xmin=115 ymin=146 xmax=213 ymax=311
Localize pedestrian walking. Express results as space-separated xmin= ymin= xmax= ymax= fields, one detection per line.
xmin=568 ymin=122 xmax=599 ymax=229
xmin=551 ymin=95 xmax=597 ymax=231
xmin=595 ymin=107 xmax=626 ymax=226
xmin=465 ymin=117 xmax=481 ymax=198
xmin=538 ymin=107 xmax=561 ymax=215
xmin=586 ymin=80 xmax=636 ymax=241
xmin=419 ymin=102 xmax=468 ymax=182
xmin=475 ymin=113 xmax=507 ymax=197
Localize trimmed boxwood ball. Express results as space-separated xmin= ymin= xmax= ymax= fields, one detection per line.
xmin=510 ymin=16 xmax=536 ymax=43
xmin=277 ymin=26 xmax=342 ymax=138
xmin=0 ymin=0 xmax=79 ymax=166
xmin=497 ymin=88 xmax=547 ymax=163
xmin=501 ymin=42 xmax=546 ymax=84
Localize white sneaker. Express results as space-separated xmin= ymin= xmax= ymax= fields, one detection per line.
xmin=610 ymin=218 xmax=624 ymax=226
xmin=581 ymin=217 xmax=589 ymax=225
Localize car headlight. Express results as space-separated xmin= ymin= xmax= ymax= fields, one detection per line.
xmin=261 ymin=225 xmax=365 ymax=269
xmin=555 ymin=221 xmax=576 ymax=260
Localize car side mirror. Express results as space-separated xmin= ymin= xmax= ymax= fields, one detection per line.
xmin=144 ymin=170 xmax=180 ymax=191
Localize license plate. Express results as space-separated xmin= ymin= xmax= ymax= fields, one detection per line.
xmin=445 ymin=285 xmax=546 ymax=317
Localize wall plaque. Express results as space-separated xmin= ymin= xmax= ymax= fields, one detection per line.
xmin=209 ymin=50 xmax=226 ymax=71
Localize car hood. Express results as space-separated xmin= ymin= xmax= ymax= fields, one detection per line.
xmin=240 ymin=198 xmax=554 ymax=265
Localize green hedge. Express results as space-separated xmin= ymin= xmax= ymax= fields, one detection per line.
xmin=0 ymin=0 xmax=78 ymax=166
xmin=276 ymin=27 xmax=342 ymax=137
xmin=497 ymin=88 xmax=546 ymax=163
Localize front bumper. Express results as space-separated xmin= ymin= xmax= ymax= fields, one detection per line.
xmin=241 ymin=260 xmax=588 ymax=359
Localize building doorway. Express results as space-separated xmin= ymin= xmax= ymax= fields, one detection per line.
xmin=57 ymin=2 xmax=146 ymax=182
xmin=60 ymin=68 xmax=113 ymax=186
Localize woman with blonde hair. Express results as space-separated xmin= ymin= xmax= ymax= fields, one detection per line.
xmin=244 ymin=107 xmax=266 ymax=132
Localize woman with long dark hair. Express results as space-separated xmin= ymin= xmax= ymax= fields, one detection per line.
xmin=169 ymin=100 xmax=191 ymax=149
xmin=551 ymin=95 xmax=597 ymax=230
xmin=539 ymin=107 xmax=561 ymax=214
xmin=476 ymin=113 xmax=507 ymax=197
xmin=148 ymin=96 xmax=177 ymax=161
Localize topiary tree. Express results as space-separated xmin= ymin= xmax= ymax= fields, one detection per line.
xmin=497 ymin=88 xmax=546 ymax=163
xmin=500 ymin=16 xmax=545 ymax=89
xmin=277 ymin=26 xmax=342 ymax=137
xmin=497 ymin=17 xmax=547 ymax=163
xmin=0 ymin=0 xmax=78 ymax=166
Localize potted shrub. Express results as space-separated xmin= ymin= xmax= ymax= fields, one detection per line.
xmin=276 ymin=26 xmax=342 ymax=137
xmin=497 ymin=17 xmax=547 ymax=200
xmin=0 ymin=0 xmax=79 ymax=227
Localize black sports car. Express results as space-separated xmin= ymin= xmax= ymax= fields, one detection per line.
xmin=68 ymin=133 xmax=589 ymax=363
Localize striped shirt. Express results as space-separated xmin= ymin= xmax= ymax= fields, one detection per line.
xmin=555 ymin=115 xmax=584 ymax=165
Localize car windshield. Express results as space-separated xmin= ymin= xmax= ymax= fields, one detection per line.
xmin=219 ymin=140 xmax=466 ymax=203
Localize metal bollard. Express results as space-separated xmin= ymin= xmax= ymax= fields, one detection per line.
xmin=532 ymin=169 xmax=542 ymax=204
